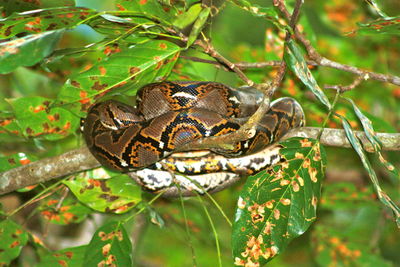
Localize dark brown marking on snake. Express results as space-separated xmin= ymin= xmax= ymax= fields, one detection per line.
xmin=83 ymin=81 xmax=305 ymax=175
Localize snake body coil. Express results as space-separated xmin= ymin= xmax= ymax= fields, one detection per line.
xmin=83 ymin=81 xmax=305 ymax=194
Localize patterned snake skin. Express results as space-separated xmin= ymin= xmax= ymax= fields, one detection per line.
xmin=82 ymin=81 xmax=305 ymax=195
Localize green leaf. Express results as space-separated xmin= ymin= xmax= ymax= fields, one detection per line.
xmin=57 ymin=40 xmax=181 ymax=114
xmin=115 ymin=0 xmax=175 ymax=24
xmin=83 ymin=221 xmax=132 ymax=267
xmin=0 ymin=116 xmax=22 ymax=139
xmin=173 ymin=3 xmax=202 ymax=29
xmin=0 ymin=152 xmax=36 ymax=172
xmin=7 ymin=96 xmax=79 ymax=140
xmin=346 ymin=98 xmax=382 ymax=149
xmin=87 ymin=14 xmax=157 ymax=42
xmin=0 ymin=219 xmax=29 ymax=266
xmin=186 ymin=7 xmax=210 ymax=48
xmin=285 ymin=39 xmax=331 ymax=109
xmin=230 ymin=0 xmax=278 ymax=20
xmin=364 ymin=0 xmax=390 ymax=18
xmin=339 ymin=115 xmax=400 ymax=227
xmin=0 ymin=30 xmax=63 ymax=74
xmin=37 ymin=245 xmax=86 ymax=267
xmin=0 ymin=0 xmax=76 ymax=16
xmin=0 ymin=7 xmax=97 ymax=39
xmin=356 ymin=16 xmax=400 ymax=36
xmin=312 ymin=224 xmax=393 ymax=267
xmin=345 ymin=98 xmax=399 ymax=178
xmin=38 ymin=196 xmax=92 ymax=225
xmin=64 ymin=171 xmax=142 ymax=214
xmin=232 ymin=138 xmax=326 ymax=265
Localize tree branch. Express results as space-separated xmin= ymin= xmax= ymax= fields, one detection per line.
xmin=1 ymin=127 xmax=399 ymax=196
xmin=275 ymin=1 xmax=400 ymax=87
xmin=195 ymin=39 xmax=257 ymax=88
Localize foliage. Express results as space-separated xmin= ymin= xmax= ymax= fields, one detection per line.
xmin=0 ymin=0 xmax=399 ymax=266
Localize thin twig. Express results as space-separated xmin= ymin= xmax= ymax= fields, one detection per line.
xmin=195 ymin=39 xmax=256 ymax=88
xmin=324 ymin=75 xmax=366 ymax=92
xmin=180 ymin=56 xmax=400 ymax=89
xmin=269 ymin=0 xmax=304 ymax=95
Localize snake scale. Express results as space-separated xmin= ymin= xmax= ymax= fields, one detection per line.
xmin=82 ymin=81 xmax=305 ymax=195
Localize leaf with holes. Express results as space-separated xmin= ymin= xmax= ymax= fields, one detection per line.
xmin=356 ymin=16 xmax=400 ymax=36
xmin=0 ymin=7 xmax=96 ymax=39
xmin=285 ymin=39 xmax=331 ymax=109
xmin=339 ymin=115 xmax=400 ymax=227
xmin=232 ymin=138 xmax=326 ymax=266
xmin=83 ymin=221 xmax=132 ymax=267
xmin=0 ymin=219 xmax=29 ymax=266
xmin=57 ymin=40 xmax=180 ymax=114
xmin=64 ymin=173 xmax=142 ymax=214
xmin=37 ymin=245 xmax=86 ymax=267
xmin=0 ymin=30 xmax=63 ymax=74
xmin=7 ymin=96 xmax=79 ymax=140
xmin=39 ymin=196 xmax=92 ymax=225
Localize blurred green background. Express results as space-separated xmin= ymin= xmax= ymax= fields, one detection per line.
xmin=0 ymin=0 xmax=399 ymax=266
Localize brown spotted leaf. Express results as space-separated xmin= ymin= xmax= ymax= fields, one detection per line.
xmin=38 ymin=196 xmax=92 ymax=225
xmin=37 ymin=245 xmax=86 ymax=267
xmin=356 ymin=16 xmax=400 ymax=36
xmin=0 ymin=219 xmax=29 ymax=266
xmin=7 ymin=96 xmax=79 ymax=140
xmin=339 ymin=115 xmax=400 ymax=227
xmin=57 ymin=40 xmax=180 ymax=115
xmin=0 ymin=7 xmax=96 ymax=39
xmin=87 ymin=14 xmax=156 ymax=43
xmin=0 ymin=30 xmax=63 ymax=74
xmin=232 ymin=138 xmax=326 ymax=266
xmin=0 ymin=115 xmax=22 ymax=139
xmin=0 ymin=152 xmax=36 ymax=172
xmin=64 ymin=171 xmax=142 ymax=214
xmin=115 ymin=0 xmax=176 ymax=24
xmin=284 ymin=39 xmax=331 ymax=110
xmin=346 ymin=98 xmax=399 ymax=178
xmin=0 ymin=0 xmax=76 ymax=17
xmin=84 ymin=221 xmax=132 ymax=267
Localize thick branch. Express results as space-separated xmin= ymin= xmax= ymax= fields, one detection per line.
xmin=0 ymin=147 xmax=100 ymax=196
xmin=1 ymin=127 xmax=399 ymax=196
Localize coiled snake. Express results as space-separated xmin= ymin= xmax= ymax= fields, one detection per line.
xmin=82 ymin=81 xmax=305 ymax=195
